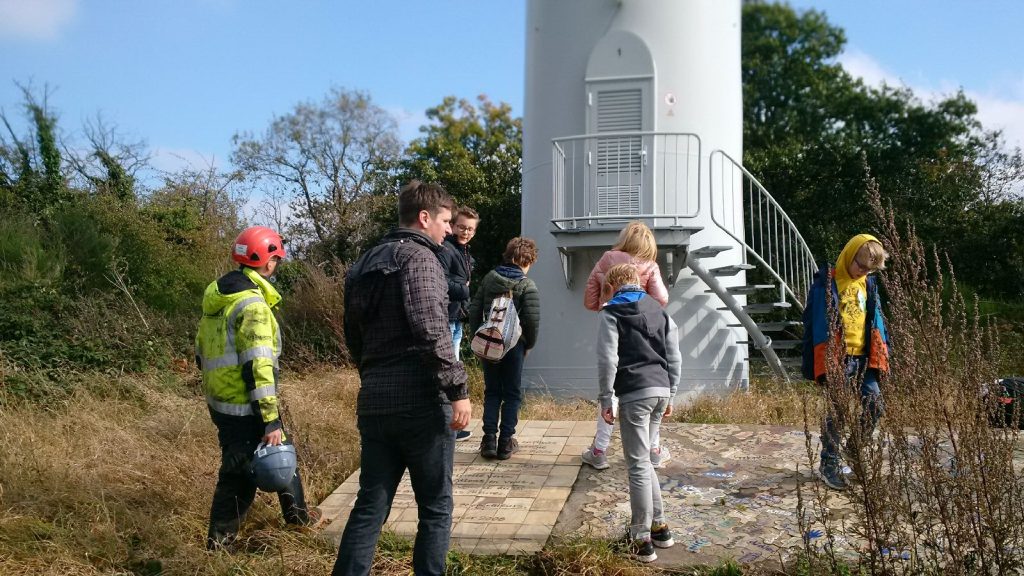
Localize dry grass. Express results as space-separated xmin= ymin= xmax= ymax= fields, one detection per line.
xmin=0 ymin=368 xmax=358 ymax=575
xmin=672 ymin=378 xmax=820 ymax=426
xmin=0 ymin=350 xmax=824 ymax=576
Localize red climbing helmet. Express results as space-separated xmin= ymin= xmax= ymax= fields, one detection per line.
xmin=232 ymin=226 xmax=287 ymax=266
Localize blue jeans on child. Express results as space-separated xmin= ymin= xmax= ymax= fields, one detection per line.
xmin=449 ymin=321 xmax=463 ymax=362
xmin=332 ymin=404 xmax=455 ymax=576
xmin=619 ymin=396 xmax=669 ymax=541
xmin=820 ymin=355 xmax=884 ymax=471
xmin=482 ymin=341 xmax=525 ymax=439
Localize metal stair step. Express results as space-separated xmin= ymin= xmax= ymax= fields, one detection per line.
xmin=770 ymin=339 xmax=802 ymax=350
xmin=756 ymin=320 xmax=803 ymax=331
xmin=689 ymin=245 xmax=733 ymax=259
xmin=709 ymin=263 xmax=756 ymax=277
xmin=719 ymin=302 xmax=791 ymax=314
xmin=706 ymin=284 xmax=775 ymax=295
xmin=779 ymin=357 xmax=803 ymax=368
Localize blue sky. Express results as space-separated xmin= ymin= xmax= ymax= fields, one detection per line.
xmin=1 ymin=0 xmax=1021 ymax=186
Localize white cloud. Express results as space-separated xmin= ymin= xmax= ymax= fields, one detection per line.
xmin=839 ymin=49 xmax=1024 ymax=149
xmin=386 ymin=106 xmax=429 ymax=145
xmin=0 ymin=0 xmax=77 ymax=41
xmin=971 ymin=92 xmax=1024 ymax=149
xmin=838 ymin=48 xmax=901 ymax=88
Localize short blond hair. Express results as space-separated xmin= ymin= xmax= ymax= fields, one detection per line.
xmin=612 ymin=221 xmax=657 ymax=262
xmin=858 ymin=241 xmax=889 ymax=272
xmin=604 ymin=263 xmax=640 ymax=294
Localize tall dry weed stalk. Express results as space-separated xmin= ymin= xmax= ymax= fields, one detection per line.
xmin=800 ymin=170 xmax=1024 ymax=575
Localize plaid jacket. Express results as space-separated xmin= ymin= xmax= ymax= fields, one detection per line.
xmin=344 ymin=228 xmax=469 ymax=416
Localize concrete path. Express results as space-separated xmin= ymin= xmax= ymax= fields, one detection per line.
xmin=320 ymin=420 xmax=1017 ymax=567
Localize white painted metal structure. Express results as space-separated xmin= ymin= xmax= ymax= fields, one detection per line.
xmin=521 ymin=0 xmax=761 ymax=401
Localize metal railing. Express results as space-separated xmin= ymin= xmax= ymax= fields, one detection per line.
xmin=551 ymin=131 xmax=701 ymax=230
xmin=708 ymin=149 xmax=816 ymax=309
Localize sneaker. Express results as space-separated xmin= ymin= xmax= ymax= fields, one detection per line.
xmin=496 ymin=436 xmax=519 ymax=460
xmin=480 ymin=433 xmax=497 ymax=458
xmin=456 ymin=429 xmax=473 ymax=442
xmin=650 ymin=446 xmax=671 ymax=469
xmin=627 ymin=537 xmax=657 ymax=562
xmin=581 ymin=446 xmax=609 ymax=470
xmin=650 ymin=522 xmax=674 ymax=548
xmin=818 ymin=465 xmax=849 ymax=491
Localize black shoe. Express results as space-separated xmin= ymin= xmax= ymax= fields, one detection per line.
xmin=496 ymin=436 xmax=519 ymax=460
xmin=818 ymin=465 xmax=849 ymax=491
xmin=650 ymin=522 xmax=675 ymax=548
xmin=480 ymin=433 xmax=497 ymax=458
xmin=456 ymin=429 xmax=473 ymax=442
xmin=628 ymin=537 xmax=657 ymax=562
xmin=206 ymin=531 xmax=238 ymax=552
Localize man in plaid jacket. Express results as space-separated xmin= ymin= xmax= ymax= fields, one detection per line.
xmin=333 ymin=180 xmax=471 ymax=576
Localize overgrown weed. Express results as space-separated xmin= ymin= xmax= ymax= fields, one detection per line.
xmin=797 ymin=172 xmax=1024 ymax=575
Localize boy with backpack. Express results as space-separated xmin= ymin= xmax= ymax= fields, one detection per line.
xmin=468 ymin=237 xmax=540 ymax=460
xmin=802 ymin=233 xmax=890 ymax=491
xmin=597 ymin=264 xmax=681 ymax=563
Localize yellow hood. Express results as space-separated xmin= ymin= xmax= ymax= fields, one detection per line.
xmin=834 ymin=233 xmax=879 ymax=294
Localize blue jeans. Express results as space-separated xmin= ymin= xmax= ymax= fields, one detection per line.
xmin=820 ymin=355 xmax=884 ymax=470
xmin=619 ymin=396 xmax=669 ymax=541
xmin=482 ymin=341 xmax=525 ymax=439
xmin=332 ymin=404 xmax=455 ymax=576
xmin=449 ymin=321 xmax=463 ymax=362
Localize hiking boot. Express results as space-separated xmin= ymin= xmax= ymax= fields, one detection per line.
xmin=456 ymin=429 xmax=473 ymax=442
xmin=496 ymin=436 xmax=519 ymax=460
xmin=650 ymin=446 xmax=671 ymax=469
xmin=581 ymin=445 xmax=609 ymax=470
xmin=818 ymin=465 xmax=849 ymax=491
xmin=627 ymin=537 xmax=657 ymax=562
xmin=650 ymin=522 xmax=675 ymax=548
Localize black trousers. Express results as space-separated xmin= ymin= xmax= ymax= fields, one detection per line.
xmin=207 ymin=417 xmax=311 ymax=548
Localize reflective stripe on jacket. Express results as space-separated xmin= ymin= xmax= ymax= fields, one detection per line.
xmin=195 ymin=267 xmax=283 ymax=429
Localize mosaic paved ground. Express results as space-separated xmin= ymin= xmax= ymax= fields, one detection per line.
xmin=560 ymin=423 xmax=842 ymax=566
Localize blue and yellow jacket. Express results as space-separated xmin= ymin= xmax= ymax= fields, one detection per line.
xmin=802 ymin=263 xmax=890 ymax=383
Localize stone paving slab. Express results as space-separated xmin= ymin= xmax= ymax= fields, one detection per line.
xmin=320 ymin=419 xmax=595 ymax=555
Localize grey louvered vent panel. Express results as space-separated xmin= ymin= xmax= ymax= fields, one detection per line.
xmin=594 ymin=88 xmax=643 ymax=215
xmin=597 ymin=185 xmax=640 ymax=216
xmin=596 ymin=90 xmax=642 ymax=131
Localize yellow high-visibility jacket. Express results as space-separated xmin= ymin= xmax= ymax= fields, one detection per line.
xmin=195 ymin=267 xmax=283 ymax=433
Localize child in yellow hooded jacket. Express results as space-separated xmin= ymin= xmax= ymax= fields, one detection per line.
xmin=802 ymin=234 xmax=890 ymax=490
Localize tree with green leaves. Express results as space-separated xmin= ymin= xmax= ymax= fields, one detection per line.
xmin=231 ymin=87 xmax=401 ymax=263
xmin=400 ymin=95 xmax=522 ymax=274
xmin=0 ymin=86 xmax=71 ymax=217
xmin=741 ymin=1 xmax=1024 ymax=299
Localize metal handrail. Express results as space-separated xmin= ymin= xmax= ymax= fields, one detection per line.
xmin=708 ymin=149 xmax=816 ymax=310
xmin=551 ymin=131 xmax=702 ymax=229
